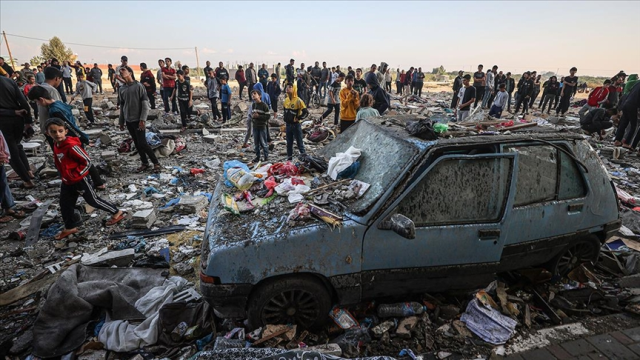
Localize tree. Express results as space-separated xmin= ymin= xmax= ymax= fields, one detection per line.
xmin=40 ymin=37 xmax=73 ymax=63
xmin=30 ymin=55 xmax=45 ymax=66
xmin=431 ymin=65 xmax=446 ymax=75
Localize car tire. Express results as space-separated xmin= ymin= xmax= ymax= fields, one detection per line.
xmin=547 ymin=236 xmax=601 ymax=277
xmin=247 ymin=276 xmax=332 ymax=330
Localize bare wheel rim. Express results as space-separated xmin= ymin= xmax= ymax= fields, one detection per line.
xmin=261 ymin=289 xmax=320 ymax=328
xmin=557 ymin=242 xmax=596 ymax=275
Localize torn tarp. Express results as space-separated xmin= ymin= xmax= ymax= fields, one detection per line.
xmin=32 ymin=265 xmax=168 ymax=357
xmin=460 ymin=298 xmax=518 ymax=345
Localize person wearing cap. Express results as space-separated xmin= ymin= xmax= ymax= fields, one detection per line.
xmin=455 ymin=74 xmax=476 ymax=122
xmin=556 ymin=67 xmax=578 ymax=116
xmin=451 ymin=71 xmax=464 ymax=109
xmin=90 ymin=64 xmax=103 ymax=94
xmin=285 ymin=59 xmax=295 ymax=85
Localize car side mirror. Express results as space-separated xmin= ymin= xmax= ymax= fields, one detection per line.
xmin=379 ymin=214 xmax=416 ymax=239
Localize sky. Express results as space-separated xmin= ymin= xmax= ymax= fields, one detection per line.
xmin=1 ymin=1 xmax=639 ymax=77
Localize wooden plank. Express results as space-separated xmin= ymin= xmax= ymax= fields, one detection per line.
xmin=498 ymin=122 xmax=537 ymax=132
xmin=253 ymin=326 xmax=291 ymax=346
xmin=0 ymin=274 xmax=58 ymax=306
xmin=24 ymin=200 xmax=53 ymax=247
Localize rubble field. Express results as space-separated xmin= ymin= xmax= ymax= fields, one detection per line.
xmin=2 ymin=88 xmax=640 ymax=360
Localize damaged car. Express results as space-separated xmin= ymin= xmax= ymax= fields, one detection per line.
xmin=200 ymin=118 xmax=620 ymax=329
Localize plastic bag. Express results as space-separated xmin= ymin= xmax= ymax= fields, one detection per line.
xmin=221 ymin=193 xmax=240 ymax=215
xmin=406 ymin=119 xmax=437 ymax=140
xmin=223 ymin=160 xmax=251 ymax=187
xmin=227 ymin=167 xmax=258 ymax=191
xmin=269 ymin=161 xmax=299 ymax=177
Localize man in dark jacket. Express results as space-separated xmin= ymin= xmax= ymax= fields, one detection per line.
xmin=311 ymin=62 xmax=322 ymax=95
xmin=580 ymin=105 xmax=616 ymax=138
xmin=451 ymin=70 xmax=463 ymax=109
xmin=285 ymin=59 xmax=295 ymax=85
xmin=514 ymin=72 xmax=533 ymax=115
xmin=320 ymin=62 xmax=329 ymax=98
xmin=505 ymin=72 xmax=516 ymax=112
xmin=366 ymin=72 xmax=390 ymax=115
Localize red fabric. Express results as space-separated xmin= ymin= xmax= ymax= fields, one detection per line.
xmin=587 ymin=86 xmax=609 ymax=106
xmin=161 ymin=67 xmax=176 ymax=88
xmin=53 ymin=136 xmax=91 ymax=185
xmin=235 ymin=69 xmax=246 ymax=83
xmin=23 ymin=83 xmax=35 ymax=97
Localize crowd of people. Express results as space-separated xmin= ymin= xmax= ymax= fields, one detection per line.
xmin=0 ymin=54 xmax=639 ymax=240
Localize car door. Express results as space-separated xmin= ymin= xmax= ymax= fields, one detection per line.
xmin=361 ymin=153 xmax=517 ymax=298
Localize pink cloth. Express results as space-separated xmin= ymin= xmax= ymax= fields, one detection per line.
xmin=0 ymin=130 xmax=10 ymax=163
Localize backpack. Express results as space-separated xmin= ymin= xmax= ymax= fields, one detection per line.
xmin=587 ymin=86 xmax=609 ymax=106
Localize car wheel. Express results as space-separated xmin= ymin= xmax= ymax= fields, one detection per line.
xmin=247 ymin=276 xmax=332 ymax=330
xmin=549 ymin=236 xmax=600 ymax=277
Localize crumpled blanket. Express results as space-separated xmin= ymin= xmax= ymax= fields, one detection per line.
xmin=195 ymin=349 xmax=397 ymax=360
xmin=98 ymin=276 xmax=188 ymax=352
xmin=32 ymin=264 xmax=168 ymax=357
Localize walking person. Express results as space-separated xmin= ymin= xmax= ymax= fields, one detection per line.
xmin=117 ymin=66 xmax=161 ymax=173
xmin=69 ymin=72 xmax=97 ymax=125
xmin=0 ymin=76 xmax=35 ymax=188
xmin=556 ymin=67 xmax=578 ymax=116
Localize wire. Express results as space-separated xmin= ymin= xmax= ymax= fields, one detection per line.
xmin=4 ymin=33 xmax=193 ymax=51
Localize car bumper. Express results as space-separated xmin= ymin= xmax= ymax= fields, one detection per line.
xmin=200 ymin=280 xmax=253 ymax=318
xmin=603 ymin=219 xmax=622 ymax=240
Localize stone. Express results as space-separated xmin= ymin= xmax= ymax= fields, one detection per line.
xmin=131 ymin=209 xmax=157 ymax=229
xmin=173 ymin=262 xmax=194 ymax=276
xmin=98 ymin=134 xmax=113 ymax=146
xmin=396 ymin=316 xmax=418 ymax=339
xmin=233 ymin=102 xmax=248 ymax=114
xmin=84 ymin=129 xmax=104 ymax=139
xmin=619 ymin=274 xmax=640 ymax=288
xmin=177 ymin=195 xmax=208 ymax=214
xmin=101 ymin=151 xmax=116 ymax=160
xmin=162 ymin=129 xmax=182 ymax=135
xmin=203 ymin=135 xmax=218 ymax=144
xmin=82 ymin=248 xmax=135 ymax=267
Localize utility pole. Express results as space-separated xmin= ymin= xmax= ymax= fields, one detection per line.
xmin=2 ymin=31 xmax=16 ymax=70
xmin=194 ymin=47 xmax=201 ymax=80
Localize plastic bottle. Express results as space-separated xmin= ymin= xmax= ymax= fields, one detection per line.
xmin=377 ymin=302 xmax=426 ymax=318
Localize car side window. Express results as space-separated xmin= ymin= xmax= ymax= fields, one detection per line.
xmin=396 ymin=157 xmax=512 ymax=226
xmin=505 ymin=145 xmax=557 ymax=206
xmin=558 ymin=151 xmax=587 ymax=200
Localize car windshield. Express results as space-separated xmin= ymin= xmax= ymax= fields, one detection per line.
xmin=318 ymin=120 xmax=420 ymax=215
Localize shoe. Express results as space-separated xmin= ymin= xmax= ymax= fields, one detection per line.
xmin=251 ymin=157 xmax=259 ymax=163
xmin=241 ymin=143 xmax=250 ymax=149
xmin=263 ymin=156 xmax=268 ymax=162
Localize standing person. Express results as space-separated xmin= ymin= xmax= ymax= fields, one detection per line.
xmin=171 ymin=70 xmax=192 ymax=132
xmin=285 ymin=59 xmax=296 ymax=86
xmin=23 ymin=76 xmax=39 ymax=120
xmin=411 ymin=68 xmax=418 ymax=95
xmin=321 ymin=72 xmax=343 ymax=126
xmin=356 ymin=94 xmax=380 ymax=122
xmin=50 ymin=59 xmax=67 ymax=103
xmin=242 ymin=83 xmax=272 ymax=149
xmin=384 ymin=68 xmax=392 ymax=93
xmin=296 ymin=70 xmax=310 ymax=108
xmin=246 ymin=63 xmax=257 ymax=100
xmin=540 ymin=76 xmax=559 ymax=114
xmin=514 ymin=72 xmax=533 ymax=115
xmin=473 ymin=64 xmax=486 ymax=108
xmin=220 ymin=78 xmax=232 ymax=123
xmin=203 ymin=61 xmax=213 ymax=81
xmin=206 ymin=69 xmax=222 ymax=121
xmin=275 ymin=62 xmax=281 ymax=84
xmin=0 ymin=130 xmax=26 ymax=222
xmin=140 ymin=63 xmax=157 ymax=110
xmin=0 ymin=76 xmax=35 ymax=188
xmin=505 ymin=72 xmax=515 ymax=112
xmin=108 ymin=64 xmax=116 ymax=93
xmin=366 ymin=72 xmax=390 ymax=115
xmin=161 ymin=57 xmax=178 ymax=115
xmin=616 ymin=82 xmax=640 ymax=148
xmin=45 ymin=118 xmax=125 ymax=240
xmin=267 ymin=73 xmax=281 ymax=120
xmin=320 ymin=61 xmax=329 ymax=98
xmin=339 ymin=74 xmax=360 ymax=132
xmin=90 ymin=63 xmax=103 ymax=94
xmin=482 ymin=65 xmax=496 ymax=108
xmin=347 ymin=66 xmax=356 ymax=78
xmin=156 ymin=59 xmax=165 ymax=102
xmin=527 ymin=73 xmax=540 ymax=109
xmin=489 ymin=84 xmax=508 ymax=119
xmin=69 ymin=72 xmax=97 ymax=125
xmin=606 ymin=75 xmax=623 ymax=109
xmin=235 ymin=65 xmax=246 ymax=100
xmin=283 ymin=83 xmax=309 ymax=160
xmin=311 ymin=61 xmax=322 ymax=95
xmin=258 ymin=64 xmax=269 ymax=91
xmin=396 ymin=69 xmax=404 ymax=95
xmin=556 ymin=67 xmax=578 ymax=116
xmin=415 ymin=67 xmax=425 ymax=97
xmin=354 ymin=68 xmax=368 ymax=96
xmin=451 ymin=70 xmax=463 ymax=109
xmin=455 ymin=74 xmax=476 ymax=122
xmin=404 ymin=67 xmax=413 ymax=96
xmin=35 ymin=65 xmax=45 ymax=84
xmin=250 ymin=89 xmax=271 ymax=162
xmin=114 ymin=56 xmax=134 ymax=105
xmin=117 ymin=66 xmax=161 ymax=173
xmin=62 ymin=61 xmax=73 ymax=94
xmin=215 ymin=61 xmax=229 ymax=83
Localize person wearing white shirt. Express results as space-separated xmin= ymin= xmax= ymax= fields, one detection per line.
xmin=489 ymin=83 xmax=508 ymax=119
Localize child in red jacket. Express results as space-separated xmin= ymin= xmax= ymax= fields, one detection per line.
xmin=46 ymin=118 xmax=125 ymax=240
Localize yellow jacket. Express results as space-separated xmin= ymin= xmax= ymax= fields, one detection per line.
xmin=339 ymin=87 xmax=360 ymax=121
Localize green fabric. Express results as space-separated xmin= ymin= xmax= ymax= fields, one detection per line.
xmin=624 ymin=74 xmax=639 ymax=95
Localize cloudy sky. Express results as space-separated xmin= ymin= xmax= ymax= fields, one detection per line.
xmin=1 ymin=1 xmax=639 ymax=77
